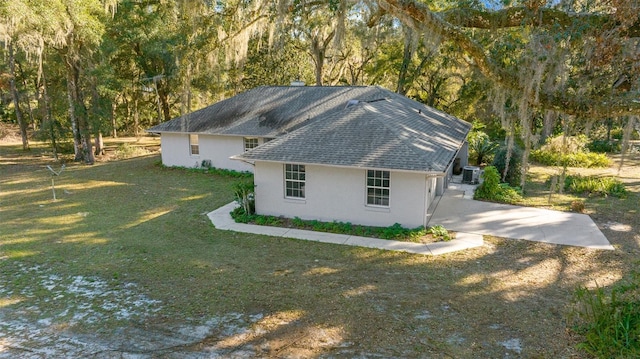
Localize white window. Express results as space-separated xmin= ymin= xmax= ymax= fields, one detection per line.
xmin=189 ymin=134 xmax=199 ymax=155
xmin=284 ymin=164 xmax=305 ymax=199
xmin=244 ymin=137 xmax=259 ymax=152
xmin=366 ymin=170 xmax=390 ymax=206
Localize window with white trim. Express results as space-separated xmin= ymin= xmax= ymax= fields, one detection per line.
xmin=244 ymin=137 xmax=259 ymax=152
xmin=284 ymin=164 xmax=305 ymax=199
xmin=366 ymin=170 xmax=390 ymax=206
xmin=189 ymin=134 xmax=199 ymax=155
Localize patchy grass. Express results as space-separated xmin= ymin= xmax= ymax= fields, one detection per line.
xmin=1 ymin=139 xmax=640 ymax=357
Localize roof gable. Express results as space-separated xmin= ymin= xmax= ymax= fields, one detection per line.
xmin=236 ymin=94 xmax=471 ymax=173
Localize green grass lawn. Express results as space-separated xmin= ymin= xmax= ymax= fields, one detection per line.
xmin=2 ymin=141 xmax=639 ymax=357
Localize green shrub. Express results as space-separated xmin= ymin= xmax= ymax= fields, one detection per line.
xmin=492 ymin=145 xmax=522 ymax=187
xmin=494 ymin=184 xmax=524 ymax=203
xmin=426 ymin=225 xmax=451 ymax=241
xmin=232 ymin=180 xmax=255 ymax=215
xmin=381 ymin=223 xmax=406 ymax=239
xmin=474 ymin=166 xmax=523 ymax=204
xmin=530 ymin=135 xmax=611 ymax=168
xmin=230 ymin=214 xmax=438 ymax=242
xmin=588 ymin=140 xmax=621 ymax=154
xmin=161 ymin=164 xmax=253 ymax=178
xmin=530 ymin=149 xmax=610 ymax=168
xmin=564 ymin=175 xmax=627 ymax=198
xmin=570 ymin=271 xmax=640 ymax=358
xmin=115 ymin=143 xmax=150 ymax=159
xmin=230 ymin=206 xmax=254 ymax=223
xmin=474 ymin=166 xmax=500 ymax=199
xmin=611 ymin=128 xmax=640 ymax=140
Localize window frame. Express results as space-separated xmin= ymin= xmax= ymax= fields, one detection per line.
xmin=243 ymin=137 xmax=259 ymax=152
xmin=366 ymin=170 xmax=390 ymax=207
xmin=189 ymin=134 xmax=199 ymax=156
xmin=284 ymin=164 xmax=306 ymax=199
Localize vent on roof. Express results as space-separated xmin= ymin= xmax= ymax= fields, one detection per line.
xmin=291 ymin=80 xmax=305 ymax=86
xmin=345 ymin=99 xmax=360 ymax=108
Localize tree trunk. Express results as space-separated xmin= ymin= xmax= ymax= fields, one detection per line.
xmin=90 ymin=79 xmax=105 ymax=156
xmin=133 ymin=95 xmax=140 ymax=137
xmin=396 ymin=26 xmax=414 ymax=95
xmin=66 ymin=65 xmax=82 ymax=160
xmin=64 ymin=41 xmax=94 ymax=164
xmin=157 ymin=84 xmax=171 ymax=123
xmin=8 ymin=43 xmax=29 ymax=151
xmin=94 ymin=132 xmax=104 ymax=156
xmin=314 ymin=50 xmax=324 ymax=86
xmin=39 ymin=60 xmax=58 ymax=159
xmin=16 ymin=61 xmax=37 ymax=132
xmin=310 ymin=30 xmax=335 ymax=87
xmin=111 ymin=100 xmax=117 ymax=138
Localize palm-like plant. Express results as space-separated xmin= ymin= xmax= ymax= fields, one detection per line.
xmin=469 ymin=133 xmax=498 ymax=165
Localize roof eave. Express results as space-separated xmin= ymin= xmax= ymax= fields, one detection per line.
xmin=231 ymin=156 xmax=446 ymax=176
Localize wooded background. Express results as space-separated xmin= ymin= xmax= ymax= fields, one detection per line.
xmin=1 ymin=0 xmax=638 ymax=164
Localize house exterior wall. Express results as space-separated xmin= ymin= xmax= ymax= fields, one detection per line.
xmin=160 ymin=133 xmax=262 ymax=172
xmin=254 ymin=161 xmax=433 ymax=228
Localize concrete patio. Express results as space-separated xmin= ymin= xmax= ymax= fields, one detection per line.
xmin=427 ymin=181 xmax=614 ymax=250
xmin=207 ymin=176 xmax=614 ymax=255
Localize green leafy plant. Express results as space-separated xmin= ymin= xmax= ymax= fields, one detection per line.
xmin=232 ymin=181 xmax=255 ymax=215
xmin=588 ymin=140 xmax=621 ymax=154
xmin=570 ymin=271 xmax=640 ymax=358
xmin=160 ymin=163 xmax=253 ymax=178
xmin=531 ymin=135 xmax=611 ymax=168
xmin=564 ymin=175 xmax=627 ymax=198
xmin=231 ymin=215 xmax=432 ymax=241
xmin=469 ymin=132 xmax=499 ymax=166
xmin=426 ymin=225 xmax=451 ymax=241
xmin=230 ymin=206 xmax=254 ymax=223
xmin=474 ymin=166 xmax=523 ymax=204
xmin=492 ymin=145 xmax=523 ymax=187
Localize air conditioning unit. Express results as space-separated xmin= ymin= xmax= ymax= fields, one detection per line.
xmin=462 ymin=166 xmax=480 ymax=184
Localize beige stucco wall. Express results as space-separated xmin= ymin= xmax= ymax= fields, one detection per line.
xmin=160 ymin=133 xmax=263 ymax=172
xmin=254 ymin=161 xmax=436 ymax=228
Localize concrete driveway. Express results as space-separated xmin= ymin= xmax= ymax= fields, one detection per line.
xmin=428 ymin=188 xmax=614 ymax=250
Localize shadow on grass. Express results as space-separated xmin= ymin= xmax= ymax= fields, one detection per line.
xmin=0 ymin=152 xmax=638 ymax=357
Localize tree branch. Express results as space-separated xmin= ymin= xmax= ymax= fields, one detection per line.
xmin=378 ymin=0 xmax=640 ymax=118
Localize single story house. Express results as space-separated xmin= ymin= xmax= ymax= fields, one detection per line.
xmin=149 ymin=85 xmax=471 ymax=228
xmin=147 ymin=86 xmax=397 ymax=172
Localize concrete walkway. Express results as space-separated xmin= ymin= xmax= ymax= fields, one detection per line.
xmin=208 ymin=179 xmax=614 ymax=255
xmin=207 ymin=202 xmax=484 ymax=256
xmin=427 ymin=184 xmax=614 ymax=250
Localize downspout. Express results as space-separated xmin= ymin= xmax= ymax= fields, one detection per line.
xmin=423 ymin=175 xmax=430 ymax=228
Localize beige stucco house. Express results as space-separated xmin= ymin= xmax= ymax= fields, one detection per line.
xmin=149 ymin=85 xmax=471 ymax=228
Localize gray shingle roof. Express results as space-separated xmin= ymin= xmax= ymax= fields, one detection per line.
xmin=147 ymin=86 xmax=390 ymax=137
xmin=235 ymin=92 xmax=471 ymax=173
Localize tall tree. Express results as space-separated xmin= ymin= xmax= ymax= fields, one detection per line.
xmin=377 ymin=0 xmax=640 ymax=118
xmin=0 ymin=0 xmax=40 ymax=150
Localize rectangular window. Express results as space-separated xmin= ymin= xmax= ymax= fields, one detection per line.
xmin=189 ymin=134 xmax=199 ymax=155
xmin=284 ymin=164 xmax=305 ymax=199
xmin=366 ymin=170 xmax=390 ymax=206
xmin=244 ymin=137 xmax=259 ymax=152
